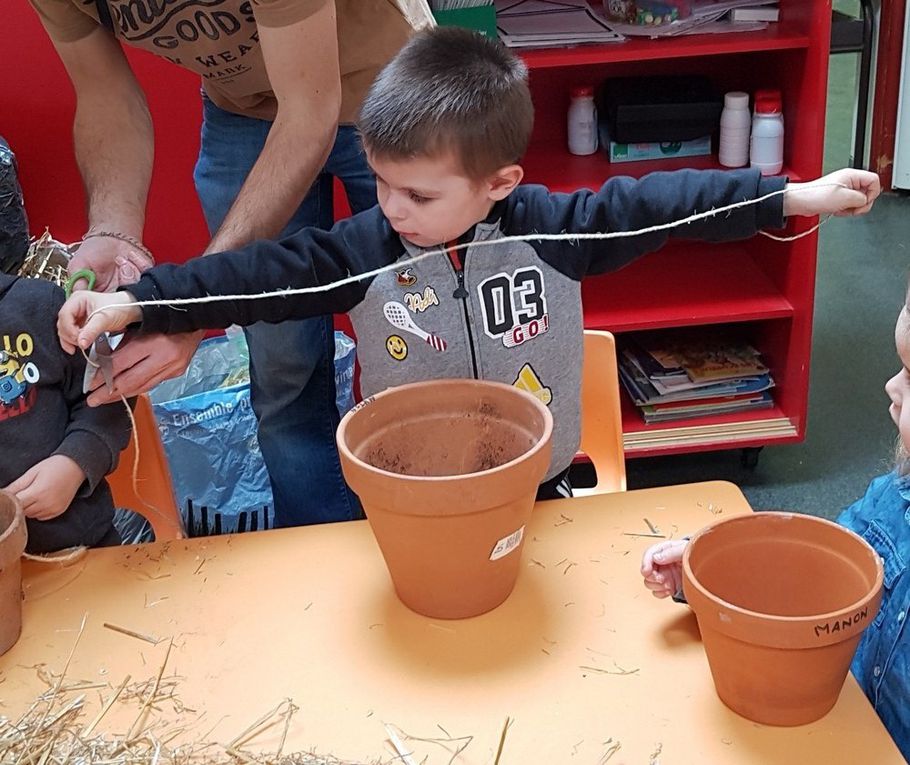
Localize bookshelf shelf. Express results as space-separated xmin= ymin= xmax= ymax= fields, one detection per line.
xmin=523 ymin=144 xmax=804 ymax=192
xmin=581 ymin=244 xmax=794 ymax=332
xmin=524 ymin=0 xmax=830 ymax=459
xmin=519 ymin=23 xmax=812 ymax=69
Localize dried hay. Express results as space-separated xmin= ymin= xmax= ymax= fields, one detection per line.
xmin=16 ymin=230 xmax=72 ymax=287
xmin=0 ymin=621 xmax=373 ymax=765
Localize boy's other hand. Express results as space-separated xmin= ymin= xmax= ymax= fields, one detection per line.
xmin=641 ymin=539 xmax=688 ymax=599
xmin=4 ymin=455 xmax=85 ymax=522
xmin=58 ymin=292 xmax=142 ymax=355
xmin=782 ymin=168 xmax=880 ymax=218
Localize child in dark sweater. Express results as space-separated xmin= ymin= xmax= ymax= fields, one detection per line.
xmin=1 ymin=273 xmax=129 ymax=552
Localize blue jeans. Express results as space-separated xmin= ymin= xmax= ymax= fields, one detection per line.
xmin=194 ymin=97 xmax=376 ymax=527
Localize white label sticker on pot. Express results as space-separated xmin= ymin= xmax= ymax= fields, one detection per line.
xmin=490 ymin=526 xmax=525 ymax=561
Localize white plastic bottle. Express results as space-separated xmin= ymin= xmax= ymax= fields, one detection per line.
xmin=568 ymin=85 xmax=598 ymax=156
xmin=750 ymin=91 xmax=784 ymax=175
xmin=718 ymin=91 xmax=751 ymax=168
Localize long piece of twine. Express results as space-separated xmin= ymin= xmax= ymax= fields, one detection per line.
xmin=47 ymin=181 xmax=844 ymax=556
xmin=90 ymin=183 xmax=838 ymax=317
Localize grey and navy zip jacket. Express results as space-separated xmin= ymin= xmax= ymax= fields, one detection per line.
xmin=129 ymin=169 xmax=786 ymax=482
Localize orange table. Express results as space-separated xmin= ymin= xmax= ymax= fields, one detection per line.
xmin=1 ymin=482 xmax=903 ymax=763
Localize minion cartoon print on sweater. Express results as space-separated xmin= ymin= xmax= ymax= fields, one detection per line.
xmin=0 ymin=332 xmax=39 ymax=418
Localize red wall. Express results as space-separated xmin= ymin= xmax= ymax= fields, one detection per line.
xmin=5 ymin=0 xmax=209 ymax=265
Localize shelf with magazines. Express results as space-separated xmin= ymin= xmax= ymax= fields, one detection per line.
xmin=614 ymin=319 xmax=801 ymax=453
xmin=519 ymin=0 xmax=830 ymax=457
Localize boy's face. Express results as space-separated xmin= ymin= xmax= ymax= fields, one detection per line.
xmin=886 ymin=304 xmax=910 ymax=451
xmin=367 ymin=150 xmax=520 ymax=248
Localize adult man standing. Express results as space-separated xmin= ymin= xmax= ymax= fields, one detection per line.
xmin=28 ymin=0 xmax=431 ymax=527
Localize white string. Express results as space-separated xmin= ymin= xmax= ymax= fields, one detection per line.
xmin=80 ymin=347 xmax=171 ymax=526
xmin=759 ymin=215 xmax=830 ymax=241
xmin=88 ymin=182 xmax=848 ymax=317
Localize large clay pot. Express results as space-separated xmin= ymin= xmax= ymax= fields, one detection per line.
xmin=683 ymin=512 xmax=883 ymax=726
xmin=337 ymin=379 xmax=553 ymax=619
xmin=0 ymin=490 xmax=27 ymax=656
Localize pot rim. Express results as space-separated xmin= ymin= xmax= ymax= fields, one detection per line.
xmin=0 ymin=490 xmax=26 ymax=559
xmin=683 ymin=511 xmax=885 ymax=625
xmin=337 ymin=379 xmax=554 ymax=483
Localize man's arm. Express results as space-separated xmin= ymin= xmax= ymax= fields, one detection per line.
xmin=42 ymin=25 xmax=154 ymax=290
xmin=205 ymin=0 xmax=342 ymax=253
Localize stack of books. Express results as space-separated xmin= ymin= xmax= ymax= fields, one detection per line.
xmin=618 ymin=333 xmax=775 ymax=424
xmin=729 ymin=3 xmax=779 ymax=23
xmin=494 ymin=0 xmax=624 ymax=49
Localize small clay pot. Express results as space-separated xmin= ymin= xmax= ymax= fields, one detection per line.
xmin=0 ymin=490 xmax=27 ymax=656
xmin=683 ymin=512 xmax=884 ymax=726
xmin=337 ymin=379 xmax=553 ymax=619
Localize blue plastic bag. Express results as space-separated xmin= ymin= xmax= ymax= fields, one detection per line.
xmin=151 ymin=330 xmax=357 ymax=536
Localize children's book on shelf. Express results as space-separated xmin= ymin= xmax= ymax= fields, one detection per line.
xmin=618 ymin=332 xmax=774 ymax=424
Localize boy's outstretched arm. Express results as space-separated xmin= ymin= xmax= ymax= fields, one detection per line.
xmin=58 ymin=206 xmax=394 ymax=352
xmin=510 ymin=167 xmax=879 ymax=280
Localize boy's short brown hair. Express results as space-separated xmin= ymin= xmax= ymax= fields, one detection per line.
xmin=358 ymin=26 xmax=534 ymax=180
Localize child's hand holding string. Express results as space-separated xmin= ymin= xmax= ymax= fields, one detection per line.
xmin=783 ymin=168 xmax=880 ymax=218
xmin=57 ymin=291 xmax=142 ymax=355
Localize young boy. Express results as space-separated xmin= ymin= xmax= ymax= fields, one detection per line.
xmin=58 ymin=27 xmax=879 ymax=499
xmin=2 ymin=272 xmax=129 ymax=552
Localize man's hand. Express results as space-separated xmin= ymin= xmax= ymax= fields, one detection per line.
xmin=58 ymin=291 xmax=142 ymax=354
xmin=67 ymin=237 xmax=154 ymax=293
xmin=83 ymin=331 xmax=205 ymax=406
xmin=782 ymin=168 xmax=881 ymax=218
xmin=5 ymin=455 xmax=86 ymax=522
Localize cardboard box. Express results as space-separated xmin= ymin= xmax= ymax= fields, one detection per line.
xmin=600 ymin=123 xmax=713 ymax=163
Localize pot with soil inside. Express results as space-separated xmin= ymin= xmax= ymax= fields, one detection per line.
xmin=682 ymin=512 xmax=884 ymax=726
xmin=0 ymin=490 xmax=27 ymax=656
xmin=337 ymin=379 xmax=553 ymax=619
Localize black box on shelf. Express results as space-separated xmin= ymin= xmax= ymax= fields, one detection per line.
xmin=597 ymin=76 xmax=723 ymax=144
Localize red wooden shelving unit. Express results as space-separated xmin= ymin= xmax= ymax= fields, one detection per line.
xmin=520 ymin=1 xmax=831 ymax=457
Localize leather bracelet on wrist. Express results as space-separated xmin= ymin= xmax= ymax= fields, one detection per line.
xmin=81 ymin=231 xmax=155 ymax=265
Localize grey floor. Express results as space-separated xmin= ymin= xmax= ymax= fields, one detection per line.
xmin=619 ymin=35 xmax=910 ymax=520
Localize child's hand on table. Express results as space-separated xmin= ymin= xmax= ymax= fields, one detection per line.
xmin=641 ymin=539 xmax=688 ymax=599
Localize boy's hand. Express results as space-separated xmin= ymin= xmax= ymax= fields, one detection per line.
xmin=782 ymin=168 xmax=880 ymax=218
xmin=58 ymin=291 xmax=142 ymax=355
xmin=641 ymin=539 xmax=688 ymax=599
xmin=4 ymin=455 xmax=85 ymax=522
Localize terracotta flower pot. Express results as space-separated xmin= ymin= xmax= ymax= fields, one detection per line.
xmin=337 ymin=379 xmax=553 ymax=619
xmin=0 ymin=490 xmax=27 ymax=656
xmin=683 ymin=512 xmax=884 ymax=726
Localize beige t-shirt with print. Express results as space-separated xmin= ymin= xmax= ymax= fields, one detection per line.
xmin=29 ymin=0 xmax=427 ymax=123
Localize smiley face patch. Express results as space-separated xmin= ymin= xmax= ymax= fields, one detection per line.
xmin=386 ymin=334 xmax=408 ymax=361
